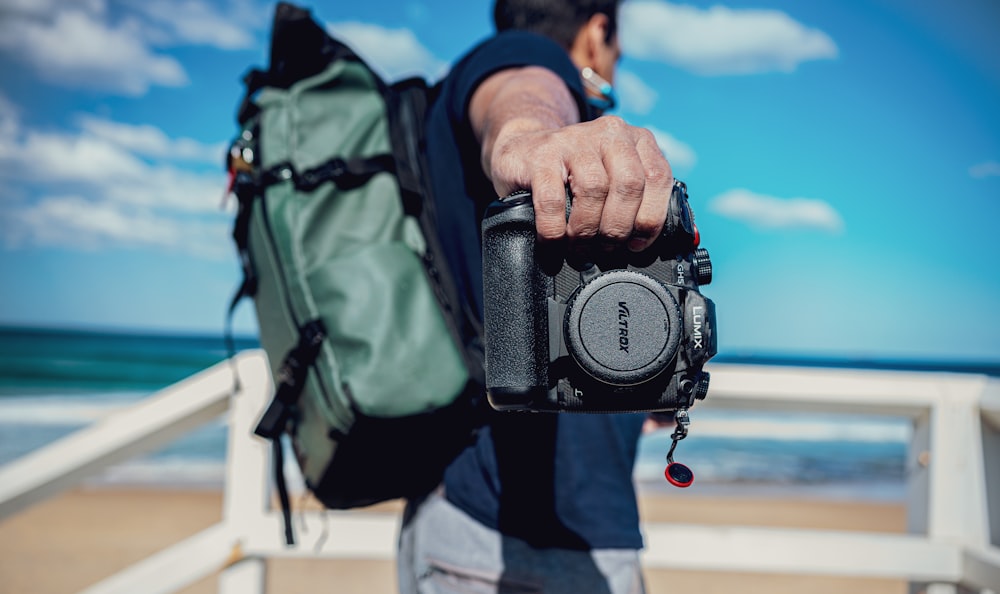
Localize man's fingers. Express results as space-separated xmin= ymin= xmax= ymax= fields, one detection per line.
xmin=565 ymin=149 xmax=609 ymax=242
xmin=628 ymin=127 xmax=673 ymax=251
xmin=532 ymin=166 xmax=569 ymax=241
xmin=596 ymin=132 xmax=645 ymax=244
xmin=490 ymin=118 xmax=673 ymax=250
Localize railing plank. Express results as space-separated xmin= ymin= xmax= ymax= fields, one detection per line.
xmin=242 ymin=511 xmax=400 ymax=560
xmin=641 ymin=523 xmax=961 ymax=582
xmin=232 ymin=510 xmax=966 ymax=583
xmin=77 ymin=524 xmax=235 ymax=594
xmin=962 ymin=546 xmax=1000 ymax=591
xmin=705 ymin=363 xmax=987 ymax=416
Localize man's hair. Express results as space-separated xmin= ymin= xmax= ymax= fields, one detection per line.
xmin=493 ymin=0 xmax=621 ymax=50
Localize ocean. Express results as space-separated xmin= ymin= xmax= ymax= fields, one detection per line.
xmin=2 ymin=325 xmax=985 ymax=501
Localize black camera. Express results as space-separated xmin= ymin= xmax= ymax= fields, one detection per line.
xmin=481 ymin=180 xmax=717 ymax=413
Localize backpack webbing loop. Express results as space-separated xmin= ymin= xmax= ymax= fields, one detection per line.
xmin=254 ymin=319 xmax=327 ymax=546
xmin=254 ymin=319 xmax=327 ymax=440
xmin=260 ymin=154 xmax=397 ymax=193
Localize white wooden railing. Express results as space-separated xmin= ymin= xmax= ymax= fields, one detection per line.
xmin=0 ymin=350 xmax=997 ymax=593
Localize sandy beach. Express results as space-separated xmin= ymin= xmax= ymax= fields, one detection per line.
xmin=0 ymin=486 xmax=908 ymax=594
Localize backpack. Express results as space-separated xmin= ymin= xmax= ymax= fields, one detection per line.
xmin=225 ymin=2 xmax=484 ymax=543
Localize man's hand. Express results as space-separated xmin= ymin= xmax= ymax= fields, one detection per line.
xmin=492 ymin=116 xmax=673 ymax=252
xmin=471 ymin=66 xmax=673 ymax=253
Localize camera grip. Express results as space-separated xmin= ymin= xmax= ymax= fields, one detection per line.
xmin=481 ymin=200 xmax=550 ymax=410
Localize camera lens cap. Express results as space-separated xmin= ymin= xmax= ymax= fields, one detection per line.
xmin=564 ymin=270 xmax=680 ymax=386
xmin=665 ymin=462 xmax=694 ymax=488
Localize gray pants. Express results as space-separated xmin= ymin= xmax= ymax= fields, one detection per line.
xmin=398 ymin=489 xmax=646 ymax=594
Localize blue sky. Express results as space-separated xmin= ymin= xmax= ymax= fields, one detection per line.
xmin=0 ymin=0 xmax=997 ymax=363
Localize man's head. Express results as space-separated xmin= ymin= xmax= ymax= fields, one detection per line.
xmin=493 ymin=0 xmax=622 ymax=88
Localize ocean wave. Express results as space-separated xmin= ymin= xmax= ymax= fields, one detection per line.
xmin=0 ymin=393 xmax=911 ymax=445
xmin=665 ymin=413 xmax=911 ymax=443
xmin=633 ymin=441 xmax=907 ymax=486
xmin=88 ymin=458 xmax=228 ymax=488
xmin=0 ymin=393 xmax=147 ymax=424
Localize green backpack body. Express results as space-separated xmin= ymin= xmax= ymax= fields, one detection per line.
xmin=227 ymin=3 xmax=483 ymax=537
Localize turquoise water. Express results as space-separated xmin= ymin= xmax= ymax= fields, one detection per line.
xmin=3 ymin=325 xmax=987 ymax=497
xmin=0 ymin=326 xmax=255 ymax=392
xmin=0 ymin=326 xmax=255 ymax=486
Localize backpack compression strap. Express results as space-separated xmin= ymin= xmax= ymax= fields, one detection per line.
xmin=261 ymin=155 xmax=397 ymax=193
xmin=254 ymin=319 xmax=327 ymax=440
xmin=253 ymin=319 xmax=326 ymax=546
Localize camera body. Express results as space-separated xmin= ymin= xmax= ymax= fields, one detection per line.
xmin=481 ymin=181 xmax=717 ymax=413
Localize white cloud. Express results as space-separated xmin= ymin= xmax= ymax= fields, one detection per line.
xmin=2 ymin=130 xmax=225 ymax=214
xmin=648 ymin=126 xmax=697 ymax=172
xmin=0 ymin=93 xmax=19 ymax=141
xmin=0 ymin=104 xmax=232 ymax=258
xmin=0 ymin=0 xmax=106 ymax=17
xmin=107 ymin=166 xmax=228 ymax=214
xmin=616 ymin=70 xmax=658 ymax=115
xmin=2 ymin=195 xmax=230 ymax=258
xmin=328 ymin=21 xmax=447 ymax=81
xmin=969 ymin=160 xmax=1000 ymax=179
xmin=0 ymin=116 xmax=225 ymax=213
xmin=77 ymin=116 xmax=226 ymax=163
xmin=126 ymin=0 xmax=261 ymax=50
xmin=709 ymin=189 xmax=844 ymax=233
xmin=621 ymin=1 xmax=838 ymax=75
xmin=9 ymin=195 xmax=180 ymax=248
xmin=0 ymin=0 xmax=266 ymax=96
xmin=0 ymin=9 xmax=187 ymax=95
xmin=3 ymin=128 xmax=150 ymax=183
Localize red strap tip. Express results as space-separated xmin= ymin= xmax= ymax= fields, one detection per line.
xmin=665 ymin=462 xmax=694 ymax=488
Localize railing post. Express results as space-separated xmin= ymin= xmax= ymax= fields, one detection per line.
xmin=982 ymin=379 xmax=1000 ymax=550
xmin=218 ymin=352 xmax=273 ymax=594
xmin=909 ymin=377 xmax=992 ymax=594
xmin=909 ymin=407 xmax=935 ymax=594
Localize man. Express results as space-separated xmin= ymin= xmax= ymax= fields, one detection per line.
xmin=398 ymin=1 xmax=673 ymax=592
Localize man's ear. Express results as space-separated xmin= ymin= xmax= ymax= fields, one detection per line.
xmin=586 ymin=12 xmax=612 ymax=55
xmin=570 ymin=12 xmax=611 ymax=70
